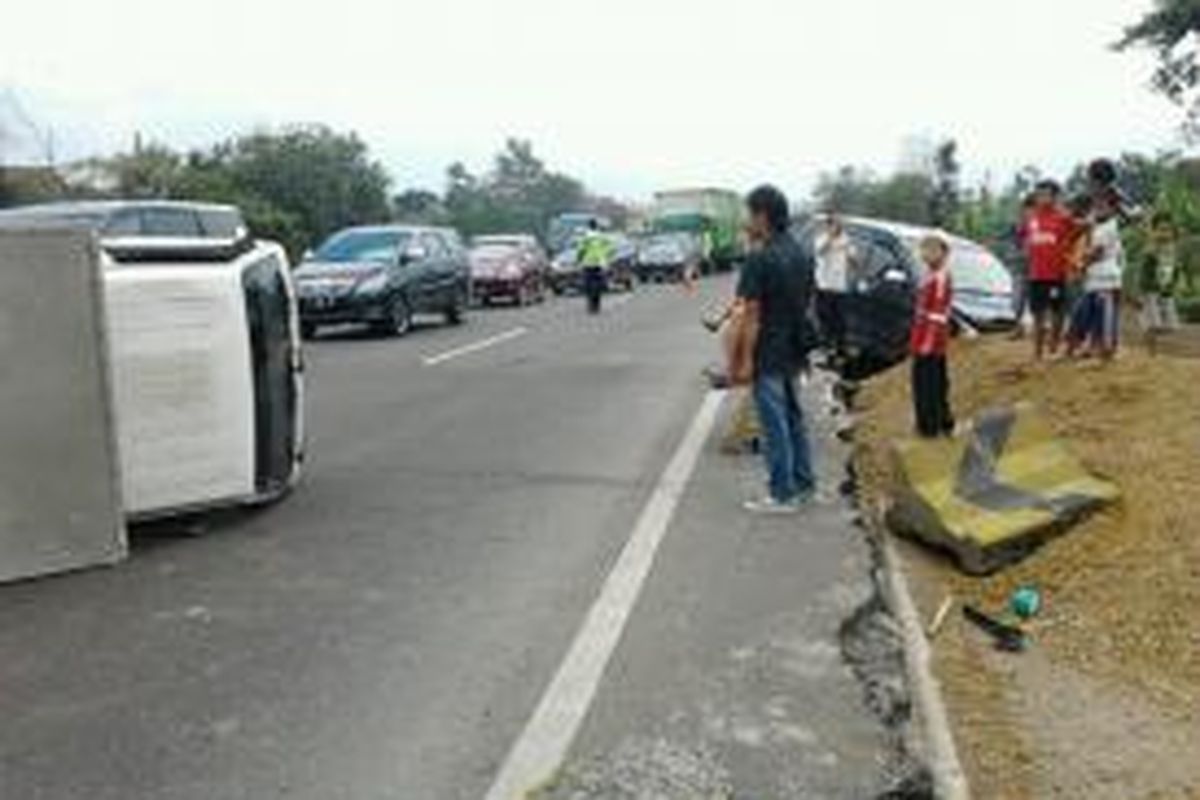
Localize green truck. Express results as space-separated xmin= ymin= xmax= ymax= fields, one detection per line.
xmin=649 ymin=188 xmax=745 ymax=273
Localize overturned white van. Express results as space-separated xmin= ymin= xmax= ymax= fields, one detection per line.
xmin=0 ymin=201 xmax=304 ymax=519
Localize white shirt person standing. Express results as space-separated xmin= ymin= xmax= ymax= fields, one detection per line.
xmin=812 ymin=214 xmax=857 ymax=363
xmin=1067 ymin=194 xmax=1124 ymax=360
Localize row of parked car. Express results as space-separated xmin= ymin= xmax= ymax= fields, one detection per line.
xmin=292 ymin=225 xmax=695 ymax=339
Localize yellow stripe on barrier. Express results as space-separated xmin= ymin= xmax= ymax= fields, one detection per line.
xmin=886 ymin=403 xmax=1120 ymax=574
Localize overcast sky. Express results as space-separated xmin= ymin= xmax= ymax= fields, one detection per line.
xmin=0 ymin=0 xmax=1184 ymax=202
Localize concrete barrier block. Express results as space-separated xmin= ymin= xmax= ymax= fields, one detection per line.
xmin=886 ymin=403 xmax=1119 ymax=574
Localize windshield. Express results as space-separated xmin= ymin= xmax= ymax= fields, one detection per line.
xmin=949 ymin=246 xmax=1012 ymax=294
xmin=313 ymin=230 xmax=411 ymax=264
xmin=654 ymin=213 xmax=708 ymax=234
xmin=548 ymin=215 xmax=605 ymax=251
xmin=896 ymin=235 xmax=1010 ymax=294
xmin=644 ymin=233 xmax=690 ymax=248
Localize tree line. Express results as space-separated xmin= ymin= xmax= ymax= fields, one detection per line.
xmin=0 ymin=126 xmax=626 ymax=260
xmin=394 ymin=139 xmax=630 ymax=240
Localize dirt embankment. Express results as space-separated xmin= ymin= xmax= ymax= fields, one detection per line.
xmin=854 ymin=337 xmax=1200 ymax=800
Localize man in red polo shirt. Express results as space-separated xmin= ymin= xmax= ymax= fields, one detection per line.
xmin=1024 ymin=180 xmax=1077 ymax=359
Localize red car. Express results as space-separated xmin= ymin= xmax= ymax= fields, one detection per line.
xmin=469 ymin=235 xmax=549 ymax=306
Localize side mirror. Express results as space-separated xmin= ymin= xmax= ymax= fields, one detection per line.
xmin=302 ymin=248 xmax=315 ymax=262
xmin=400 ymin=244 xmax=428 ymax=265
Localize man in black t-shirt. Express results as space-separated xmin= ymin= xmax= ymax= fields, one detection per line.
xmin=731 ymin=185 xmax=819 ymax=514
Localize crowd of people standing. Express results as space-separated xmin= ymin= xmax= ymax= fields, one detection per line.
xmin=1012 ymin=158 xmax=1183 ymax=363
xmin=723 ymin=160 xmax=1188 ymax=513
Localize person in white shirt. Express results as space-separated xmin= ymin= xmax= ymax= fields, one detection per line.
xmin=812 ymin=214 xmax=856 ymax=361
xmin=1067 ymin=194 xmax=1124 ymax=361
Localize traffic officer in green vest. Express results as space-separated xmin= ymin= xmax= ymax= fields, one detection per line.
xmin=576 ymin=220 xmax=613 ymax=314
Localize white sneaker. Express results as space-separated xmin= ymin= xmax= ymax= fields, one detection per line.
xmin=743 ymin=496 xmax=802 ymax=515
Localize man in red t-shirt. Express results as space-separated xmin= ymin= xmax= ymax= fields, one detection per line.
xmin=1024 ymin=180 xmax=1077 ymax=359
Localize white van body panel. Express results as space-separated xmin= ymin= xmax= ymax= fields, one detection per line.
xmin=101 ymin=242 xmax=301 ymax=517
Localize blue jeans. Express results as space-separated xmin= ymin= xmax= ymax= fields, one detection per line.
xmin=753 ymin=372 xmax=815 ymax=502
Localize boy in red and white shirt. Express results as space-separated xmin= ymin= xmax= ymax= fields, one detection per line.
xmin=1024 ymin=180 xmax=1078 ymax=359
xmin=911 ymin=234 xmax=955 ymax=438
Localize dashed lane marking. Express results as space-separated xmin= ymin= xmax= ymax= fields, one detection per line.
xmin=421 ymin=327 xmax=528 ymax=366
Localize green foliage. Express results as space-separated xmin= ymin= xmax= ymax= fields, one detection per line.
xmin=392 ymin=189 xmax=444 ymax=224
xmin=64 ymin=125 xmax=391 ymax=260
xmin=214 ymin=126 xmax=391 ymax=248
xmin=441 ymin=138 xmax=588 ymax=241
xmin=1116 ymin=0 xmax=1200 ymax=135
xmin=812 ymin=138 xmax=961 ymax=229
xmin=929 ymin=140 xmax=961 ymax=228
xmin=0 ymin=166 xmax=65 ymax=207
xmin=1118 ymin=0 xmax=1200 ymax=52
xmin=96 ymin=142 xmax=182 ymax=199
xmin=1177 ymin=294 xmax=1200 ymax=321
xmin=812 ymin=166 xmax=938 ymax=226
xmin=57 ymin=129 xmax=613 ymax=256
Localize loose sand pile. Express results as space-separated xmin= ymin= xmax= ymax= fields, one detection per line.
xmin=854 ymin=336 xmax=1200 ymax=799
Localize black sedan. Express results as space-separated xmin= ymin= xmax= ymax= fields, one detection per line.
xmin=295 ymin=225 xmax=470 ymax=338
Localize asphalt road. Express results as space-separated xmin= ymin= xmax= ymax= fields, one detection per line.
xmin=0 ymin=280 xmax=898 ymax=799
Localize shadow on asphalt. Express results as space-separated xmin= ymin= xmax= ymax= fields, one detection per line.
xmin=126 ymin=505 xmax=267 ymax=551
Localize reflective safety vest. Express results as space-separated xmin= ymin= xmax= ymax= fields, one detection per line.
xmin=577 ymin=231 xmax=612 ymax=269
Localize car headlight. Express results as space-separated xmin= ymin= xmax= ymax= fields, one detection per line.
xmin=355 ymin=272 xmax=389 ymax=295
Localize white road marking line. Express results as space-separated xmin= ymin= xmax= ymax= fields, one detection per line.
xmin=483 ymin=390 xmax=726 ymax=800
xmin=421 ymin=327 xmax=528 ymax=366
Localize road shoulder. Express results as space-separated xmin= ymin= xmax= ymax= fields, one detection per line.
xmin=533 ymin=374 xmax=925 ymax=798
